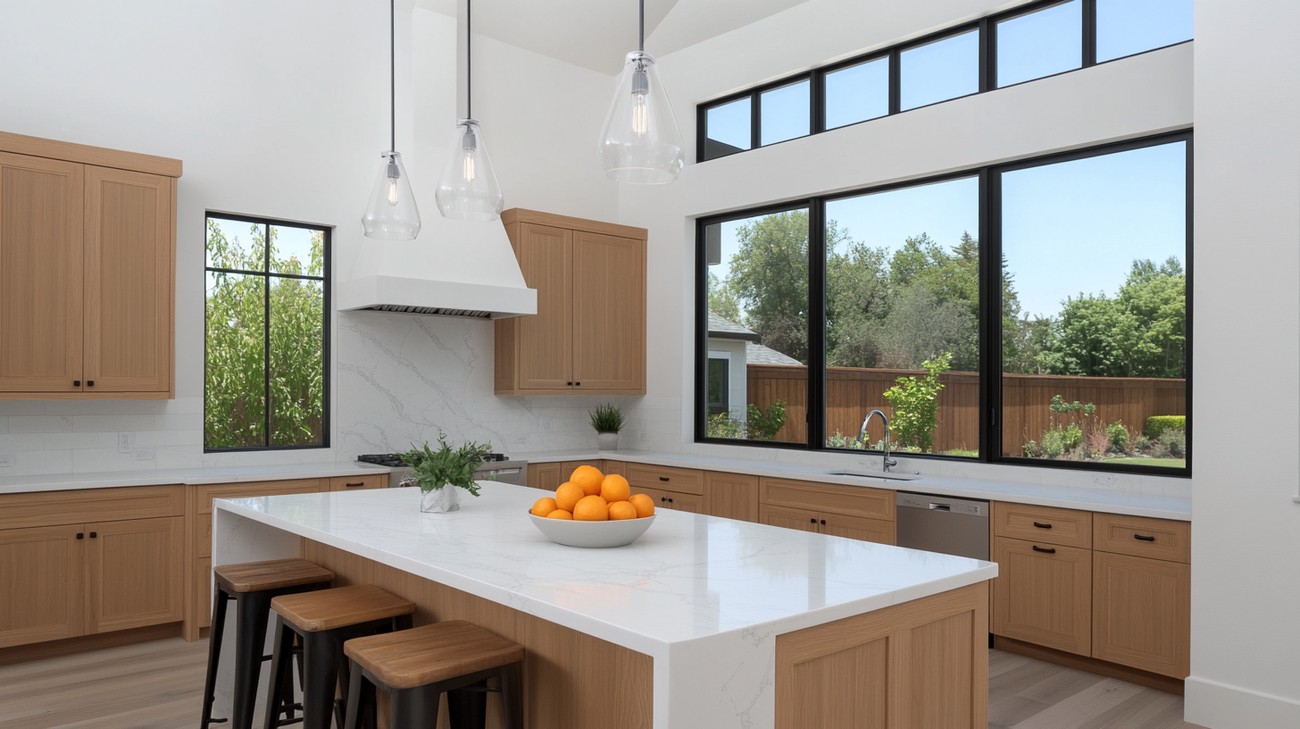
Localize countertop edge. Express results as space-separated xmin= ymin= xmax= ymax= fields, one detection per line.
xmin=0 ymin=463 xmax=393 ymax=494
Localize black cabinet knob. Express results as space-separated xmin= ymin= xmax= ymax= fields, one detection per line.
xmin=87 ymin=380 xmax=95 ymax=387
xmin=89 ymin=531 xmax=98 ymax=539
xmin=73 ymin=380 xmax=81 ymax=387
xmin=76 ymin=532 xmax=84 ymax=540
xmin=820 ymin=519 xmax=827 ymax=526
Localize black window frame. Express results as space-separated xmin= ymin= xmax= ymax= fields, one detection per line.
xmin=697 ymin=0 xmax=1192 ymax=163
xmin=203 ymin=211 xmax=332 ymax=453
xmin=694 ymin=130 xmax=1192 ymax=478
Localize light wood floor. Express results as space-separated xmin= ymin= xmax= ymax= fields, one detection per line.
xmin=0 ymin=637 xmax=1207 ymax=728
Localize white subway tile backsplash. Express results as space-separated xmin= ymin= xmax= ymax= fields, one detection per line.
xmin=7 ymin=416 xmax=73 ymax=433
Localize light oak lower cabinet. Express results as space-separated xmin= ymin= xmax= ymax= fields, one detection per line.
xmin=1091 ymin=514 xmax=1191 ymax=678
xmin=760 ymin=477 xmax=896 ymax=545
xmin=0 ymin=486 xmax=185 ymax=649
xmin=626 ymin=464 xmax=704 ymax=514
xmin=704 ymin=472 xmax=759 ymax=522
xmin=991 ymin=537 xmax=1092 ymax=656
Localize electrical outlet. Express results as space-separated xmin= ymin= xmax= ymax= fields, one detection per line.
xmin=118 ymin=433 xmax=133 ymax=454
xmin=0 ymin=454 xmax=15 ymax=467
xmin=134 ymin=448 xmax=155 ymax=461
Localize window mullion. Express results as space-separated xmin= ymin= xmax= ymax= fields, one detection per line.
xmin=807 ymin=200 xmax=827 ymax=450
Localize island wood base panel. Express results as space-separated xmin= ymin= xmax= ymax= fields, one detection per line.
xmin=302 ymin=539 xmax=653 ymax=729
xmin=776 ymin=582 xmax=989 ymax=729
xmin=992 ymin=635 xmax=1185 ymax=695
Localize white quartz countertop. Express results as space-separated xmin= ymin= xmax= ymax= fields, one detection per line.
xmin=214 ymin=484 xmax=996 ymax=657
xmin=519 ymin=449 xmax=1192 ymax=520
xmin=0 ymin=462 xmax=392 ymax=495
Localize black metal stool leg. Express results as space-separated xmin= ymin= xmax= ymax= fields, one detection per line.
xmin=392 ymin=685 xmax=440 ymax=728
xmin=261 ymin=618 xmax=295 ymax=729
xmin=300 ymin=630 xmax=342 ymax=729
xmin=232 ymin=590 xmax=272 ymax=729
xmin=343 ymin=662 xmax=364 ymax=729
xmin=500 ymin=662 xmax=524 ymax=729
xmin=200 ymin=587 xmax=231 ymax=728
xmin=447 ymin=681 xmax=489 ymax=729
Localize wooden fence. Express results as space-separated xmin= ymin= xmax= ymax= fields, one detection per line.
xmin=746 ymin=365 xmax=1186 ymax=455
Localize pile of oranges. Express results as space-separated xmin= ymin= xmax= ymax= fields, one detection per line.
xmin=529 ymin=465 xmax=655 ymax=521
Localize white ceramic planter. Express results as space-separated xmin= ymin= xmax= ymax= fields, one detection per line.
xmin=420 ymin=485 xmax=461 ymax=513
xmin=596 ymin=432 xmax=619 ymax=450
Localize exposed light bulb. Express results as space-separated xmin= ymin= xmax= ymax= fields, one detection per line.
xmin=385 ymin=158 xmax=401 ymax=206
xmin=631 ymin=62 xmax=650 ymax=137
xmin=460 ymin=127 xmax=478 ymax=182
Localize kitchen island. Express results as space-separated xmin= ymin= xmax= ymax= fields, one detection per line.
xmin=213 ymin=483 xmax=996 ymax=729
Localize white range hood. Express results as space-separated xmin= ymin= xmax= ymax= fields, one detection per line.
xmin=336 ymin=216 xmax=536 ymax=320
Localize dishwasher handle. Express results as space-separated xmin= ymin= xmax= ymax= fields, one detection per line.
xmin=896 ymin=491 xmax=989 ymax=517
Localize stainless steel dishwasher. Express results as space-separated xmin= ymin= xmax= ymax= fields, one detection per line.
xmin=895 ymin=491 xmax=990 ymax=560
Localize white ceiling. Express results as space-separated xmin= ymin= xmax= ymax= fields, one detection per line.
xmin=415 ymin=0 xmax=812 ymax=74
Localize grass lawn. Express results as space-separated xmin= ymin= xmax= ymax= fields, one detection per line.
xmin=1107 ymin=457 xmax=1185 ymax=468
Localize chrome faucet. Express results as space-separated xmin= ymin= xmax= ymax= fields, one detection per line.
xmin=858 ymin=409 xmax=898 ymax=473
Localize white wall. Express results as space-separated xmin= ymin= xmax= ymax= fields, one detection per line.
xmin=0 ymin=0 xmax=621 ymax=473
xmin=1184 ymin=0 xmax=1300 ymax=725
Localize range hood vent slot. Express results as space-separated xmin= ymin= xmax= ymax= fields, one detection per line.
xmin=358 ymin=304 xmax=492 ymax=319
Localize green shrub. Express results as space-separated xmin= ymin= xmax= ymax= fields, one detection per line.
xmin=1145 ymin=415 xmax=1186 ymax=439
xmin=826 ymin=432 xmax=866 ymax=450
xmin=1106 ymin=421 xmax=1130 ymax=453
xmin=1022 ymin=440 xmax=1040 ymax=458
xmin=1159 ymin=428 xmax=1185 ymax=457
xmin=883 ymin=352 xmax=951 ymax=453
xmin=746 ymin=401 xmax=787 ymax=441
xmin=706 ymin=412 xmax=745 ymax=439
xmin=1041 ymin=429 xmax=1067 ymax=458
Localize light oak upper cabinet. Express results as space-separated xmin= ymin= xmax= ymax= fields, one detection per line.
xmin=0 ymin=131 xmax=180 ymax=399
xmin=496 ymin=208 xmax=646 ymax=395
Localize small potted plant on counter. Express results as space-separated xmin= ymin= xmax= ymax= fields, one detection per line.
xmin=589 ymin=402 xmax=624 ymax=451
xmin=401 ymin=433 xmax=494 ymax=513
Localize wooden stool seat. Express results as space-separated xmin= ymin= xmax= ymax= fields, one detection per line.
xmin=214 ymin=558 xmax=335 ymax=594
xmin=271 ymin=584 xmax=416 ymax=632
xmin=345 ymin=620 xmax=525 ymax=690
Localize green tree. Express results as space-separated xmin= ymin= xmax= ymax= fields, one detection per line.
xmin=825 ymin=238 xmax=890 ymax=367
xmin=725 ymin=211 xmax=824 ymax=363
xmin=205 ymin=219 xmax=325 ymax=449
xmin=706 ymin=271 xmax=741 ymax=323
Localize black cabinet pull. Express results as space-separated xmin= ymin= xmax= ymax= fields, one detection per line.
xmin=1031 ymin=545 xmax=1056 ymax=554
xmin=659 ymin=476 xmax=669 ymax=482
xmin=666 ymin=497 xmax=674 ymax=504
xmin=89 ymin=531 xmax=98 ymax=539
xmin=574 ymin=381 xmax=581 ymax=386
xmin=87 ymin=380 xmax=95 ymax=387
xmin=809 ymin=517 xmax=817 ymax=524
xmin=76 ymin=532 xmax=84 ymax=540
xmin=566 ymin=381 xmax=573 ymax=386
xmin=660 ymin=497 xmax=668 ymax=503
xmin=1032 ymin=521 xmax=1052 ymax=529
xmin=820 ymin=519 xmax=827 ymax=526
xmin=344 ymin=481 xmax=365 ymax=488
xmin=73 ymin=380 xmax=81 ymax=387
xmin=1134 ymin=534 xmax=1157 ymax=542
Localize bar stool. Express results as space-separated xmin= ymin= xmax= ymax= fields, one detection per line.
xmin=341 ymin=621 xmax=525 ymax=729
xmin=262 ymin=584 xmax=417 ymax=729
xmin=201 ymin=558 xmax=335 ymax=729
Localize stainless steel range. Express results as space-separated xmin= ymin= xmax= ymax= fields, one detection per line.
xmin=356 ymin=452 xmax=529 ymax=487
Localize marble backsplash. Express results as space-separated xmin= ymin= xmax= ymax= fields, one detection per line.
xmin=0 ymin=310 xmax=644 ymax=477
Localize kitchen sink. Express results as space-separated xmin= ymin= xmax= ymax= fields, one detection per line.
xmin=826 ymin=469 xmax=920 ymax=482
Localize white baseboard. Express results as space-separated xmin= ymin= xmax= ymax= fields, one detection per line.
xmin=1185 ymin=675 xmax=1300 ymax=728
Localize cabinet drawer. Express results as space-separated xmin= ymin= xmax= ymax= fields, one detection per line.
xmin=0 ymin=485 xmax=184 ymax=530
xmin=761 ymin=478 xmax=893 ymax=521
xmin=328 ymin=474 xmax=388 ymax=491
xmin=993 ymin=502 xmax=1091 ymax=548
xmin=1094 ymin=513 xmax=1190 ymax=563
xmin=195 ymin=479 xmax=323 ymax=514
xmin=637 ymin=486 xmax=702 ymax=513
xmin=627 ymin=464 xmax=703 ymax=495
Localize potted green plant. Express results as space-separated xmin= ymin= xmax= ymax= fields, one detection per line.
xmin=589 ymin=402 xmax=625 ymax=451
xmin=400 ymin=433 xmax=494 ymax=513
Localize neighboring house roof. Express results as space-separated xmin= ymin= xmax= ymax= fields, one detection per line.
xmin=707 ymin=312 xmax=761 ymax=342
xmin=745 ymin=341 xmax=802 ymax=366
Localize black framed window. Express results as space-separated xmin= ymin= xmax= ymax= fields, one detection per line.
xmin=695 ymin=132 xmax=1191 ymax=477
xmin=204 ymin=213 xmax=329 ymax=451
xmin=698 ymin=0 xmax=1193 ymax=162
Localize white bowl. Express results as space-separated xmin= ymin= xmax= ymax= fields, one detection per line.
xmin=528 ymin=512 xmax=655 ymax=548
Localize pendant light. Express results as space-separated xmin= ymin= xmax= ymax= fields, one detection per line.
xmin=362 ymin=0 xmax=421 ymax=240
xmin=598 ymin=0 xmax=684 ymax=184
xmin=435 ymin=0 xmax=503 ymax=221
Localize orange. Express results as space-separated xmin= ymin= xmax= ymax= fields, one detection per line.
xmin=608 ymin=500 xmax=638 ymax=520
xmin=570 ymin=465 xmax=605 ymax=496
xmin=629 ymin=493 xmax=655 ymax=518
xmin=572 ymin=494 xmax=610 ymax=521
xmin=599 ymin=474 xmax=630 ymax=504
xmin=545 ymin=509 xmax=573 ymax=520
xmin=554 ymin=482 xmax=584 ymax=512
xmin=530 ymin=497 xmax=558 ymax=517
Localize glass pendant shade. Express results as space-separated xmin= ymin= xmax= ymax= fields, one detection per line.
xmin=362 ymin=151 xmax=421 ymax=240
xmin=435 ymin=119 xmax=504 ymax=221
xmin=599 ymin=51 xmax=684 ymax=184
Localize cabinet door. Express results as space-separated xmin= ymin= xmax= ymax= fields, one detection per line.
xmin=705 ymin=472 xmax=759 ymax=522
xmin=992 ymin=537 xmax=1091 ymax=655
xmin=760 ymin=505 xmax=821 ymax=533
xmin=529 ymin=463 xmax=564 ymax=491
xmin=823 ymin=514 xmax=896 ymax=545
xmin=638 ymin=486 xmax=702 ymax=514
xmin=1092 ymin=552 xmax=1189 ymax=677
xmin=0 ymin=524 xmax=85 ymax=648
xmin=513 ymin=223 xmax=573 ymax=390
xmin=571 ymin=231 xmax=645 ymax=392
xmin=88 ymin=516 xmax=184 ymax=634
xmin=83 ymin=166 xmax=173 ymax=394
xmin=0 ymin=153 xmax=84 ymax=393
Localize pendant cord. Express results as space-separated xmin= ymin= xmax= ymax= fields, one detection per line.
xmin=638 ymin=0 xmax=645 ymax=52
xmin=466 ymin=0 xmax=473 ymax=119
xmin=389 ymin=0 xmax=396 ymax=152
